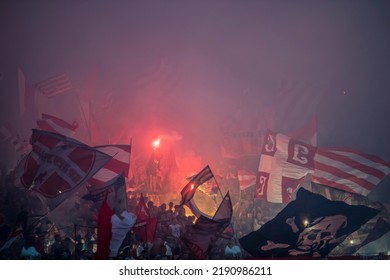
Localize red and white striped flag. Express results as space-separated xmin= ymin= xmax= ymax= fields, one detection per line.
xmin=256 ymin=130 xmax=390 ymax=203
xmin=34 ymin=73 xmax=72 ymax=98
xmin=312 ymin=147 xmax=390 ymax=196
xmin=37 ymin=113 xmax=78 ymax=137
xmin=237 ymin=170 xmax=257 ymax=191
xmin=89 ymin=144 xmax=131 ymax=186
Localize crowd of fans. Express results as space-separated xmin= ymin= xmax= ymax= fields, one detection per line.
xmin=0 ymin=163 xmax=259 ymax=260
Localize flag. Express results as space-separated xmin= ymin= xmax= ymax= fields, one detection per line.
xmin=237 ymin=170 xmax=256 ymax=191
xmin=34 ymin=72 xmax=72 ymax=98
xmin=109 ymin=211 xmax=136 ymax=258
xmin=256 ymin=130 xmax=390 ymax=203
xmin=16 ymin=129 xmax=112 ymax=210
xmin=37 ymin=113 xmax=78 ymax=137
xmin=187 ymin=199 xmax=213 ymax=219
xmin=312 ymin=146 xmax=390 ymax=196
xmin=181 ymin=215 xmax=230 ymax=259
xmin=357 ymin=217 xmax=390 ymax=250
xmin=95 ymin=194 xmax=113 ymax=260
xmin=213 ymin=192 xmax=233 ymax=222
xmin=239 ymin=188 xmax=379 ymax=258
xmin=82 ymin=173 xmax=125 ymax=207
xmin=256 ymin=131 xmax=316 ymax=203
xmin=95 ymin=194 xmax=136 ymax=259
xmin=179 ymin=165 xmax=214 ymax=206
xmin=89 ymin=144 xmax=131 ymax=186
xmin=132 ymin=194 xmax=157 ymax=243
xmin=213 ymin=192 xmax=235 ymax=240
xmin=308 ymin=181 xmax=387 ymax=256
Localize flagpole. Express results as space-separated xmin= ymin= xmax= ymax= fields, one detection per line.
xmin=75 ymin=90 xmax=92 ymax=143
xmin=125 ymin=138 xmax=133 ymax=213
xmin=209 ymin=167 xmax=224 ymax=201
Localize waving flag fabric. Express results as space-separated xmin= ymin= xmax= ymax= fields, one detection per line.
xmin=16 ymin=129 xmax=112 ymax=210
xmin=187 ymin=199 xmax=213 ymax=219
xmin=181 ymin=215 xmax=230 ymax=259
xmin=82 ymin=173 xmax=125 ymax=206
xmin=179 ymin=165 xmax=214 ymax=206
xmin=213 ymin=192 xmax=233 ymax=222
xmin=37 ymin=113 xmax=78 ymax=137
xmin=256 ymin=130 xmax=390 ymax=203
xmin=34 ymin=72 xmax=72 ymax=98
xmin=132 ymin=194 xmax=157 ymax=243
xmin=89 ymin=144 xmax=131 ymax=186
xmin=237 ymin=170 xmax=257 ymax=191
xmin=240 ymin=188 xmax=379 ymax=258
xmin=110 ymin=211 xmax=136 ymax=258
xmin=95 ymin=194 xmax=136 ymax=259
xmin=312 ymin=147 xmax=390 ymax=195
xmin=95 ymin=194 xmax=113 ymax=260
xmin=307 ymin=181 xmax=390 ymax=256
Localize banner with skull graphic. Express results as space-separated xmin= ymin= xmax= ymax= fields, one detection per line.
xmin=239 ymin=188 xmax=379 ymax=258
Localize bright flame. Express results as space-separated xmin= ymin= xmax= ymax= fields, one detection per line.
xmin=153 ymin=138 xmax=160 ymax=149
xmin=303 ymin=219 xmax=309 ymax=227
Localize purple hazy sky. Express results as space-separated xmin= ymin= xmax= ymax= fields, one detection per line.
xmin=1 ymin=0 xmax=390 ymax=201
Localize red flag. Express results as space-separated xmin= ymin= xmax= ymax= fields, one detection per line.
xmin=37 ymin=113 xmax=78 ymax=137
xmin=95 ymin=194 xmax=113 ymax=260
xmin=16 ymin=129 xmax=112 ymax=210
xmin=83 ymin=173 xmax=125 ymax=207
xmin=132 ymin=194 xmax=157 ymax=243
